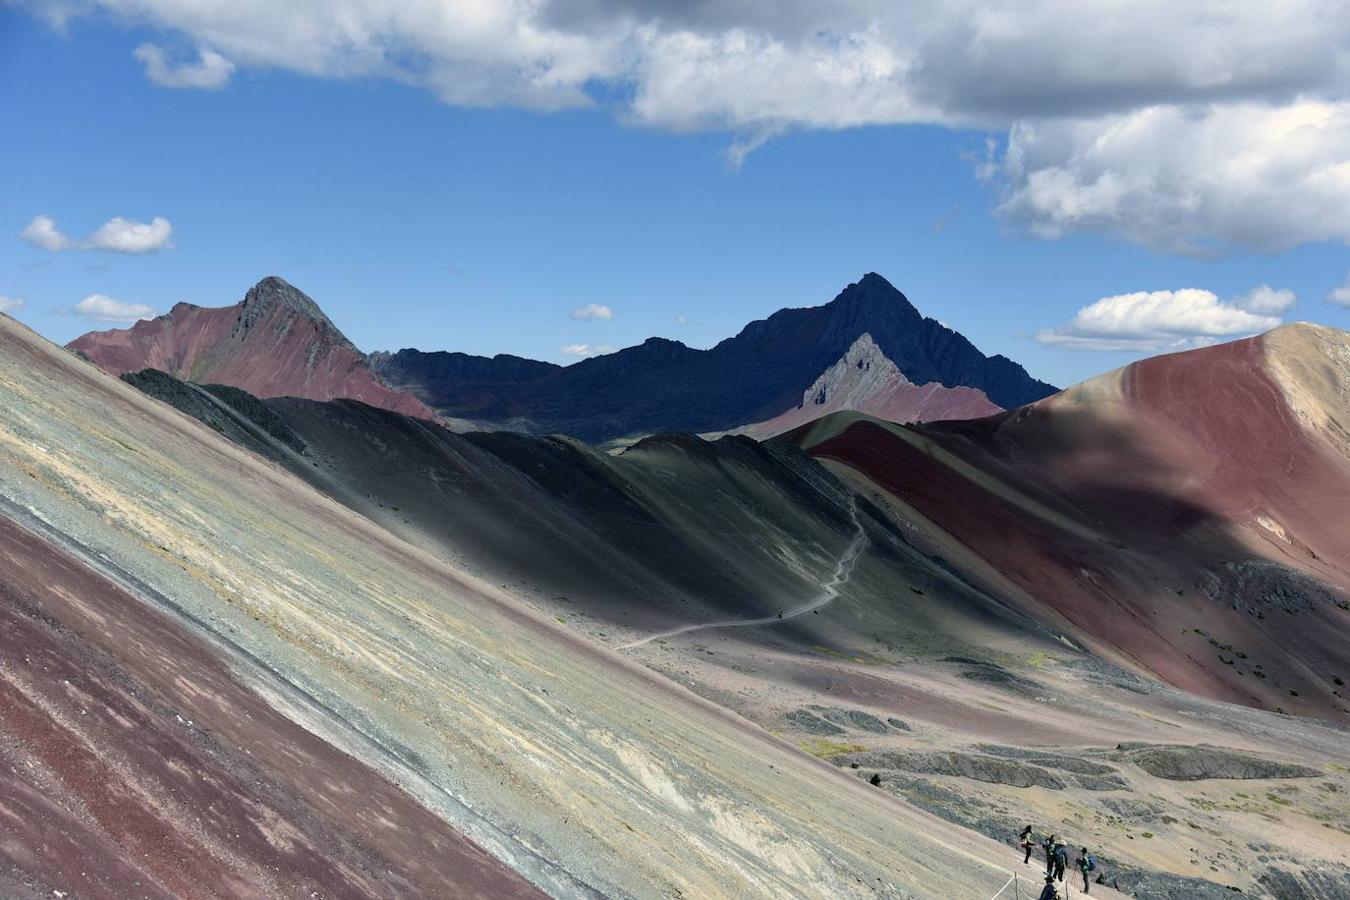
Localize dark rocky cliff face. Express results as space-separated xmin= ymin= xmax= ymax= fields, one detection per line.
xmin=372 ymin=273 xmax=1056 ymax=441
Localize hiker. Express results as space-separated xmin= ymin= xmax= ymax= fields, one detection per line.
xmin=1018 ymin=825 xmax=1036 ymax=864
xmin=1037 ymin=875 xmax=1060 ymax=900
xmin=1053 ymin=839 xmax=1069 ymax=882
xmin=1077 ymin=848 xmax=1098 ymax=893
xmin=1042 ymin=834 xmax=1057 ymax=875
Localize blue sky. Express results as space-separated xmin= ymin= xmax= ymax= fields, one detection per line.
xmin=3 ymin=4 xmax=1350 ymax=389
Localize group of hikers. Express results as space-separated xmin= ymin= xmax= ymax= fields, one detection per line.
xmin=1018 ymin=826 xmax=1099 ymax=898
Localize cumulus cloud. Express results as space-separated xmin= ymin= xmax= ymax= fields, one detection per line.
xmin=17 ymin=0 xmax=1350 ymax=252
xmin=570 ymin=303 xmax=614 ymax=321
xmin=1037 ymin=287 xmax=1292 ymax=352
xmin=1329 ymin=271 xmax=1350 ymax=306
xmin=85 ymin=216 xmax=174 ymax=252
xmin=18 ymin=214 xmax=173 ymax=253
xmin=561 ymin=343 xmax=617 ymax=357
xmin=135 ymin=43 xmax=235 ymax=89
xmin=19 ymin=215 xmax=72 ymax=251
xmin=72 ymin=293 xmax=158 ymax=323
xmin=1235 ymin=284 xmax=1297 ymax=316
xmin=0 ymin=296 xmax=24 ymax=314
xmin=990 ymin=101 xmax=1350 ymax=254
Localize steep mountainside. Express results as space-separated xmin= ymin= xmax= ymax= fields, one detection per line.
xmin=117 ymin=334 xmax=1350 ymax=897
xmin=68 ymin=276 xmax=436 ymax=420
xmin=372 ymin=273 xmax=1055 ymax=440
xmin=730 ymin=333 xmax=1003 ymax=438
xmin=1 ymin=306 xmax=1035 ymax=899
xmin=123 ymin=368 xmax=1034 ymax=643
xmin=797 ymin=323 xmax=1350 ymax=720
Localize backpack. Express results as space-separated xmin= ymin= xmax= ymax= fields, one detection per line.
xmin=1086 ymin=855 xmax=1098 ymax=872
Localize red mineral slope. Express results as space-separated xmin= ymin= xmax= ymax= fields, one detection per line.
xmin=798 ymin=324 xmax=1350 ymax=720
xmin=732 ymin=333 xmax=1002 ymax=438
xmin=0 ymin=514 xmax=544 ymax=900
xmin=67 ymin=276 xmax=437 ymax=420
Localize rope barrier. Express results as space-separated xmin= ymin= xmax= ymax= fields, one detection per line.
xmin=994 ymin=866 xmax=1087 ymax=900
xmin=988 ymin=872 xmax=1018 ymax=899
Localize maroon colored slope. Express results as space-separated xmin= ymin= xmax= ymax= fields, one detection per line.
xmin=67 ymin=276 xmax=436 ymax=421
xmin=0 ymin=515 xmax=544 ymax=900
xmin=801 ymin=328 xmax=1350 ymax=720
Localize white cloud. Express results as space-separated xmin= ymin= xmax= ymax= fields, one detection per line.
xmin=85 ymin=216 xmax=174 ymax=253
xmin=18 ymin=214 xmax=173 ymax=254
xmin=991 ymin=101 xmax=1350 ymax=254
xmin=569 ymin=303 xmax=614 ymax=321
xmin=135 ymin=43 xmax=235 ymax=89
xmin=675 ymin=314 xmax=690 ymax=326
xmin=1037 ymin=287 xmax=1289 ymax=351
xmin=561 ymin=343 xmax=617 ymax=357
xmin=1236 ymin=284 xmax=1297 ymax=315
xmin=0 ymin=296 xmax=24 ymax=314
xmin=19 ymin=215 xmax=72 ymax=251
xmin=73 ymin=294 xmax=158 ymax=323
xmin=17 ymin=0 xmax=1350 ymax=252
xmin=1329 ymin=271 xmax=1350 ymax=306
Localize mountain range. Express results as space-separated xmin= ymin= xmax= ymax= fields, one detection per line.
xmin=69 ymin=273 xmax=1055 ymax=441
xmin=8 ymin=275 xmax=1349 ymax=897
xmin=371 ymin=272 xmax=1055 ymax=440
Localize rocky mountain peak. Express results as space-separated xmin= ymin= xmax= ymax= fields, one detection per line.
xmin=239 ymin=276 xmax=335 ymax=328
xmin=801 ymin=333 xmax=910 ymax=408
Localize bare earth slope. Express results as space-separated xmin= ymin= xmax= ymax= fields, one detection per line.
xmin=124 ymin=369 xmax=1048 ymax=653
xmin=799 ymin=325 xmax=1350 ymax=721
xmin=0 ymin=314 xmax=1033 ymax=896
xmin=67 ymin=276 xmax=437 ymax=421
xmin=0 ymin=514 xmax=543 ymax=900
xmin=116 ymin=341 xmax=1350 ymax=897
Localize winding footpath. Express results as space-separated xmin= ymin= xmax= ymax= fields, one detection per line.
xmin=618 ymin=500 xmax=869 ymax=650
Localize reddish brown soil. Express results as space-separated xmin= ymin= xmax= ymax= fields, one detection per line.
xmin=807 ymin=336 xmax=1350 ymax=719
xmin=67 ymin=279 xmax=435 ymax=421
xmin=0 ymin=516 xmax=544 ymax=900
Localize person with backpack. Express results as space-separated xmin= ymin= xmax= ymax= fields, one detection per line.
xmin=1019 ymin=825 xmax=1036 ymax=864
xmin=1053 ymin=839 xmax=1069 ymax=882
xmin=1038 ymin=875 xmax=1060 ymax=900
xmin=1042 ymin=833 xmax=1057 ymax=875
xmin=1078 ymin=848 xmax=1098 ymax=893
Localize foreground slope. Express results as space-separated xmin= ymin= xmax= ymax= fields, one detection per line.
xmin=118 ymin=359 xmax=1350 ymax=897
xmin=0 ymin=514 xmax=543 ymax=900
xmin=68 ymin=276 xmax=437 ymax=421
xmin=798 ymin=324 xmax=1350 ymax=721
xmin=0 ymin=314 xmax=1027 ymax=897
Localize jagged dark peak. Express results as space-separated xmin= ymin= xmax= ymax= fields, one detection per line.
xmin=239 ymin=276 xmax=336 ymax=329
xmin=717 ymin=272 xmax=920 ymax=352
xmin=829 ymin=272 xmax=920 ymax=317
